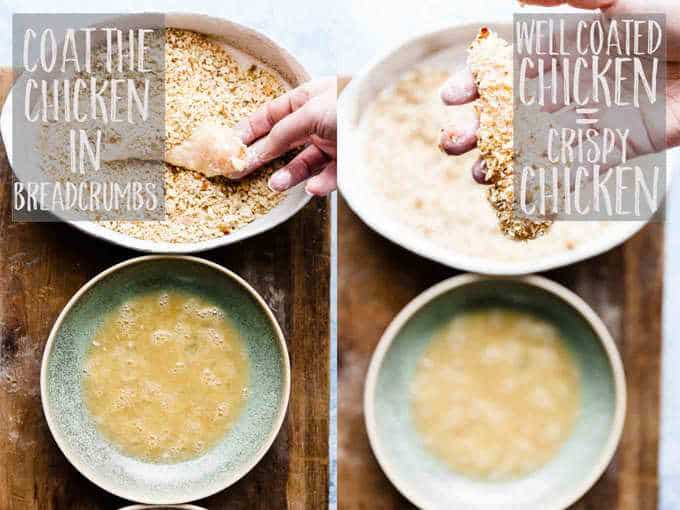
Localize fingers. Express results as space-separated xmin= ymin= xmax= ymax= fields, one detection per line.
xmin=235 ymin=86 xmax=311 ymax=145
xmin=520 ymin=0 xmax=615 ymax=7
xmin=233 ymin=80 xmax=337 ymax=191
xmin=438 ymin=69 xmax=480 ymax=157
xmin=440 ymin=68 xmax=478 ymax=105
xmin=236 ymin=105 xmax=318 ymax=175
xmin=569 ymin=0 xmax=616 ymax=7
xmin=235 ymin=79 xmax=334 ymax=144
xmin=520 ymin=16 xmax=585 ymax=79
xmin=230 ymin=135 xmax=312 ymax=180
xmin=262 ymin=103 xmax=320 ymax=158
xmin=471 ymin=159 xmax=490 ymax=184
xmin=522 ymin=0 xmax=565 ymax=5
xmin=224 ymin=137 xmax=270 ymax=180
xmin=236 ymin=89 xmax=336 ymax=176
xmin=667 ymin=79 xmax=680 ymax=148
xmin=560 ymin=103 xmax=659 ymax=164
xmin=305 ymin=161 xmax=337 ymax=196
xmin=537 ymin=68 xmax=568 ymax=113
xmin=439 ymin=118 xmax=479 ymax=155
xmin=268 ymin=144 xmax=331 ymax=192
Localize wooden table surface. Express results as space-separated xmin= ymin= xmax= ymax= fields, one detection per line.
xmin=338 ymin=198 xmax=663 ymax=510
xmin=0 ymin=71 xmax=330 ymax=510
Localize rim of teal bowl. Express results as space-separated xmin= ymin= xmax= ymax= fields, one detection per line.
xmin=364 ymin=274 xmax=627 ymax=510
xmin=40 ymin=255 xmax=291 ymax=504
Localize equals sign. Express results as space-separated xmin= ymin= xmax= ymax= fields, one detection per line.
xmin=576 ymin=108 xmax=599 ymax=125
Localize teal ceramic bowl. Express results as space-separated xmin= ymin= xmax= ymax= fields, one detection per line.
xmin=41 ymin=256 xmax=290 ymax=504
xmin=365 ymin=274 xmax=626 ymax=510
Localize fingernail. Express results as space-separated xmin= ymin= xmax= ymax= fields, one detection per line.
xmin=245 ymin=146 xmax=266 ymax=172
xmin=439 ymin=129 xmax=459 ymax=153
xmin=444 ymin=128 xmax=459 ymax=143
xmin=304 ymin=183 xmax=315 ymax=196
xmin=234 ymin=119 xmax=252 ymax=143
xmin=269 ymin=170 xmax=291 ymax=192
xmin=225 ymin=170 xmax=246 ymax=181
xmin=440 ymin=70 xmax=477 ymax=104
xmin=245 ymin=138 xmax=273 ymax=171
xmin=440 ymin=82 xmax=458 ymax=102
xmin=472 ymin=160 xmax=489 ymax=184
xmin=245 ymin=146 xmax=258 ymax=165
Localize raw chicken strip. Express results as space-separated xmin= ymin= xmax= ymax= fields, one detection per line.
xmin=166 ymin=121 xmax=248 ymax=178
xmin=102 ymin=120 xmax=248 ymax=179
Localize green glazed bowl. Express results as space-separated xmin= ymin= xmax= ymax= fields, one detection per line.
xmin=41 ymin=256 xmax=290 ymax=504
xmin=365 ymin=274 xmax=626 ymax=510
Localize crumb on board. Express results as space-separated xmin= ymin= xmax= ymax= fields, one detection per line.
xmin=467 ymin=27 xmax=551 ymax=241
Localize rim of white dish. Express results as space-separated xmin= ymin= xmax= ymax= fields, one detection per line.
xmin=118 ymin=506 xmax=207 ymax=510
xmin=40 ymin=255 xmax=291 ymax=505
xmin=0 ymin=12 xmax=313 ymax=254
xmin=364 ymin=273 xmax=627 ymax=510
xmin=338 ymin=21 xmax=672 ymax=275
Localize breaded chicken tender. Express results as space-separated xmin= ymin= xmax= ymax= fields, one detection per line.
xmin=468 ymin=27 xmax=552 ymax=240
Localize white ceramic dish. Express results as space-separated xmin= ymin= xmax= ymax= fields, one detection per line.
xmin=41 ymin=255 xmax=291 ymax=504
xmin=338 ymin=21 xmax=675 ymax=275
xmin=0 ymin=13 xmax=312 ymax=253
xmin=364 ymin=274 xmax=626 ymax=510
xmin=119 ymin=506 xmax=206 ymax=510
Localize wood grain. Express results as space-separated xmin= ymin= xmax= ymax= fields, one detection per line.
xmin=338 ymin=198 xmax=663 ymax=510
xmin=0 ymin=70 xmax=329 ymax=510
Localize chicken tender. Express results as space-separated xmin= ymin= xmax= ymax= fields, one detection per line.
xmin=468 ymin=27 xmax=552 ymax=241
xmin=102 ymin=119 xmax=248 ymax=179
xmin=166 ymin=121 xmax=248 ymax=178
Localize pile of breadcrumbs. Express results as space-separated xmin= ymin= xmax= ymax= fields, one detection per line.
xmin=101 ymin=28 xmax=289 ymax=243
xmin=468 ymin=27 xmax=552 ymax=241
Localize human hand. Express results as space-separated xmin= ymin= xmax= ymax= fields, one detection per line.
xmin=234 ymin=77 xmax=337 ymax=196
xmin=440 ymin=0 xmax=680 ymax=184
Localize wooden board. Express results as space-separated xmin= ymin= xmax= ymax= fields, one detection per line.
xmin=0 ymin=70 xmax=330 ymax=510
xmin=338 ymin=197 xmax=663 ymax=510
